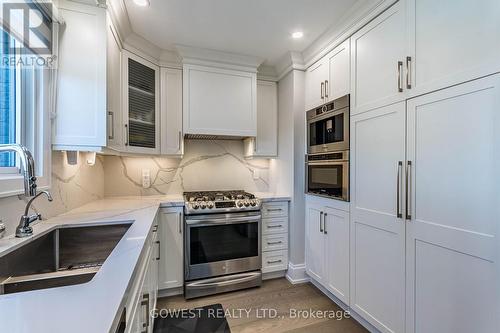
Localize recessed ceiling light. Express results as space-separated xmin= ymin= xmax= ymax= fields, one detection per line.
xmin=133 ymin=0 xmax=150 ymax=7
xmin=292 ymin=31 xmax=304 ymax=39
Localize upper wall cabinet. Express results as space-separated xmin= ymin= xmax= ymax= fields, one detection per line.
xmin=407 ymin=0 xmax=500 ymax=95
xmin=122 ymin=51 xmax=160 ymax=155
xmin=350 ymin=1 xmax=407 ymax=115
xmin=244 ymin=81 xmax=278 ymax=158
xmin=183 ymin=64 xmax=257 ymax=137
xmin=305 ymin=39 xmax=350 ymax=110
xmin=106 ymin=16 xmax=123 ymax=151
xmin=160 ymin=68 xmax=183 ymax=156
xmin=53 ymin=0 xmax=107 ymax=151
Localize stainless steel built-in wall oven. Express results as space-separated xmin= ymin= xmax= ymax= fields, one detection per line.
xmin=183 ymin=191 xmax=262 ymax=299
xmin=307 ymin=94 xmax=350 ymax=154
xmin=306 ymin=151 xmax=349 ymax=201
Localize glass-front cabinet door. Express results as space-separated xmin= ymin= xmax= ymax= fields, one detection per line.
xmin=122 ymin=50 xmax=160 ymax=154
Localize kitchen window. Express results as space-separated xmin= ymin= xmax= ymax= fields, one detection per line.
xmin=0 ymin=24 xmax=51 ymax=197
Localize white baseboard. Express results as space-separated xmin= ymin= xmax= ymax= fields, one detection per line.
xmin=158 ymin=287 xmax=183 ymax=298
xmin=263 ymin=270 xmax=286 ymax=280
xmin=285 ymin=262 xmax=310 ymax=284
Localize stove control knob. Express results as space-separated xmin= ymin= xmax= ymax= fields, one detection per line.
xmin=192 ymin=202 xmax=199 ymax=210
xmin=244 ymin=200 xmax=250 ymax=207
xmin=237 ymin=201 xmax=244 ymax=208
xmin=250 ymin=200 xmax=257 ymax=207
xmin=200 ymin=202 xmax=207 ymax=209
xmin=207 ymin=201 xmax=214 ymax=209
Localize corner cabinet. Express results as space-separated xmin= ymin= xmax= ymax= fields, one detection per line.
xmin=122 ymin=51 xmax=160 ymax=154
xmin=305 ymin=39 xmax=350 ymax=110
xmin=305 ymin=196 xmax=350 ymax=306
xmin=244 ymin=81 xmax=278 ymax=158
xmin=158 ymin=207 xmax=184 ymax=291
xmin=183 ymin=64 xmax=257 ymax=137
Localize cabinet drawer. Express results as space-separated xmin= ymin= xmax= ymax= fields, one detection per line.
xmin=262 ymin=233 xmax=288 ymax=252
xmin=262 ymin=250 xmax=288 ymax=273
xmin=262 ymin=217 xmax=288 ymax=235
xmin=261 ymin=201 xmax=288 ymax=218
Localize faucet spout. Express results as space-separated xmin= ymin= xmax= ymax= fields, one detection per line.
xmin=16 ymin=190 xmax=53 ymax=238
xmin=0 ymin=144 xmax=37 ymax=196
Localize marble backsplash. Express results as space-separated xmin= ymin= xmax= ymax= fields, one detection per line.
xmin=0 ymin=151 xmax=104 ymax=237
xmin=104 ymin=140 xmax=270 ymax=197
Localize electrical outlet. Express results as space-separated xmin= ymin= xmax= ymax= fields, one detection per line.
xmin=252 ymin=169 xmax=260 ymax=180
xmin=142 ymin=169 xmax=151 ymax=189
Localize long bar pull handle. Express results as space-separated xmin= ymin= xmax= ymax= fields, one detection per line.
xmin=397 ymin=61 xmax=403 ymax=92
xmin=397 ymin=161 xmax=403 ymax=218
xmin=108 ymin=111 xmax=114 ymax=140
xmin=178 ymin=212 xmax=182 ymax=233
xmin=155 ymin=241 xmax=160 ymax=260
xmin=321 ymin=82 xmax=325 ymax=99
xmin=406 ymin=56 xmax=412 ymax=89
xmin=124 ymin=124 xmax=129 ymax=146
xmin=323 ymin=213 xmax=328 ymax=234
xmin=319 ymin=211 xmax=324 ymax=233
xmin=406 ymin=161 xmax=412 ymax=220
xmin=325 ymin=80 xmax=329 ymax=98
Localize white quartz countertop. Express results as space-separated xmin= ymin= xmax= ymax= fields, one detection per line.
xmin=0 ymin=192 xmax=288 ymax=333
xmin=0 ymin=196 xmax=170 ymax=333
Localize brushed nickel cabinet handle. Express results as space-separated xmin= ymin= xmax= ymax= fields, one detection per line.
xmin=124 ymin=124 xmax=129 ymax=146
xmin=323 ymin=213 xmax=328 ymax=234
xmin=178 ymin=212 xmax=182 ymax=234
xmin=325 ymin=80 xmax=329 ymax=98
xmin=319 ymin=211 xmax=324 ymax=233
xmin=155 ymin=240 xmax=160 ymax=260
xmin=108 ymin=111 xmax=114 ymax=140
xmin=267 ymin=241 xmax=283 ymax=245
xmin=267 ymin=224 xmax=283 ymax=229
xmin=406 ymin=56 xmax=412 ymax=89
xmin=267 ymin=208 xmax=282 ymax=212
xmin=397 ymin=161 xmax=403 ymax=218
xmin=397 ymin=61 xmax=403 ymax=92
xmin=178 ymin=131 xmax=182 ymax=150
xmin=267 ymin=259 xmax=282 ymax=264
xmin=406 ymin=161 xmax=412 ymax=220
xmin=321 ymin=82 xmax=325 ymax=99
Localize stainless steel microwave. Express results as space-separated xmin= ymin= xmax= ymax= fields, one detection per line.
xmin=306 ymin=151 xmax=349 ymax=201
xmin=307 ymin=95 xmax=349 ymax=154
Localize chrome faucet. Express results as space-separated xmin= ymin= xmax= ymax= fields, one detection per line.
xmin=16 ymin=191 xmax=53 ymax=238
xmin=0 ymin=144 xmax=37 ymax=196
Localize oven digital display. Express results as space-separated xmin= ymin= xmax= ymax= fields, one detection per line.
xmin=215 ymin=201 xmax=236 ymax=208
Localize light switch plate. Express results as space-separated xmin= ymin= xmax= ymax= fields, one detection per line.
xmin=253 ymin=169 xmax=260 ymax=180
xmin=142 ymin=169 xmax=151 ymax=188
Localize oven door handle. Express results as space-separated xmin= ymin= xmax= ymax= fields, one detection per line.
xmin=186 ymin=215 xmax=261 ymax=226
xmin=187 ymin=272 xmax=261 ymax=289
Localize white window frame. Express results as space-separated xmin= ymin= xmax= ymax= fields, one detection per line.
xmin=0 ymin=64 xmax=51 ymax=198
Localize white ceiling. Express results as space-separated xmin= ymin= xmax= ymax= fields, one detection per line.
xmin=124 ymin=0 xmax=361 ymax=66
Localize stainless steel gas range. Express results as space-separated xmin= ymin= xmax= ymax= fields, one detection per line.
xmin=183 ymin=190 xmax=262 ymax=299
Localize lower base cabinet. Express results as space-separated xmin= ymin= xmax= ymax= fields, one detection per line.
xmin=158 ymin=208 xmax=184 ymax=291
xmin=261 ymin=201 xmax=290 ymax=275
xmin=305 ymin=197 xmax=350 ymax=305
xmin=125 ymin=218 xmax=160 ymax=333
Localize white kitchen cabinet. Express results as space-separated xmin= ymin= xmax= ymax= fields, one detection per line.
xmin=326 ymin=39 xmax=350 ymax=101
xmin=122 ymin=51 xmax=161 ymax=154
xmin=305 ymin=39 xmax=350 ymax=110
xmin=158 ymin=208 xmax=184 ymax=290
xmin=261 ymin=201 xmax=289 ymax=276
xmin=160 ymin=68 xmax=184 ymax=156
xmin=183 ymin=64 xmax=257 ymax=137
xmin=404 ymin=76 xmax=499 ymax=333
xmin=350 ymin=1 xmax=407 ymax=115
xmin=350 ymin=101 xmax=406 ymax=333
xmin=407 ymin=0 xmax=500 ymax=95
xmin=244 ymin=81 xmax=278 ymax=158
xmin=53 ymin=0 xmax=107 ymax=151
xmin=323 ymin=207 xmax=349 ymax=305
xmin=305 ymin=197 xmax=350 ymax=305
xmin=106 ymin=17 xmax=123 ymax=151
xmin=305 ymin=203 xmax=325 ymax=283
xmin=305 ymin=60 xmax=328 ymax=110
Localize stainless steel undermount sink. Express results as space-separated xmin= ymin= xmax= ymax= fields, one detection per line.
xmin=0 ymin=223 xmax=132 ymax=295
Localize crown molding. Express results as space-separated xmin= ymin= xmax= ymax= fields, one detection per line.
xmin=257 ymin=65 xmax=278 ymax=82
xmin=176 ymin=45 xmax=264 ymax=72
xmin=275 ymin=51 xmax=306 ymax=81
xmin=107 ymin=0 xmax=133 ymax=42
xmin=301 ymin=0 xmax=396 ymax=69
